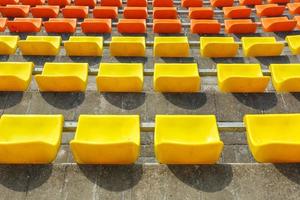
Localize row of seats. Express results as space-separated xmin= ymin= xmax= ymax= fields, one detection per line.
xmin=0 ymin=35 xmax=298 ymax=57
xmin=0 ymin=113 xmax=298 ymax=164
xmin=1 ymin=62 xmax=299 ymax=93
xmin=2 ymin=4 xmax=300 ymax=19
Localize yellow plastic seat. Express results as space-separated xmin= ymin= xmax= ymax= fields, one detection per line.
xmin=0 ymin=114 xmax=63 ymax=164
xmin=64 ymin=36 xmax=103 ymax=56
xmin=155 ymin=115 xmax=223 ymax=164
xmin=0 ymin=36 xmax=19 ymax=55
xmin=96 ymin=63 xmax=143 ymax=92
xmin=153 ymin=37 xmax=189 ymax=57
xmin=200 ymin=37 xmax=238 ymax=58
xmin=269 ymin=64 xmax=300 ymax=92
xmin=109 ymin=36 xmax=145 ymax=57
xmin=70 ymin=115 xmax=140 ymax=164
xmin=244 ymin=114 xmax=300 ymax=163
xmin=286 ymin=35 xmax=300 ymax=55
xmin=241 ymin=37 xmax=284 ymax=57
xmin=0 ymin=62 xmax=33 ymax=91
xmin=217 ymin=64 xmax=270 ymax=93
xmin=153 ymin=63 xmax=200 ymax=92
xmin=18 ymin=36 xmax=61 ymax=56
xmin=35 ymin=62 xmax=88 ymax=92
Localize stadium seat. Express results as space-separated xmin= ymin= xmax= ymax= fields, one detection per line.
xmin=0 ymin=18 xmax=6 ymax=32
xmin=0 ymin=36 xmax=19 ymax=54
xmin=123 ymin=7 xmax=148 ymax=19
xmin=44 ymin=18 xmax=77 ymax=33
xmin=35 ymin=62 xmax=88 ymax=92
xmin=190 ymin=19 xmax=221 ymax=34
xmin=0 ymin=5 xmax=29 ymax=17
xmin=153 ymin=63 xmax=200 ymax=92
xmin=93 ymin=6 xmax=118 ymax=19
xmin=244 ymin=114 xmax=300 ymax=163
xmin=210 ymin=0 xmax=233 ymax=7
xmin=200 ymin=37 xmax=238 ymax=57
xmin=0 ymin=0 xmax=18 ymax=5
xmin=217 ymin=64 xmax=270 ymax=92
xmin=31 ymin=5 xmax=60 ymax=18
xmin=154 ymin=115 xmax=223 ymax=164
xmin=48 ymin=0 xmax=71 ymax=7
xmin=64 ymin=36 xmax=103 ymax=56
xmin=239 ymin=0 xmax=261 ymax=5
xmin=153 ymin=7 xmax=177 ymax=19
xmin=96 ymin=63 xmax=143 ymax=92
xmin=294 ymin=16 xmax=300 ymax=28
xmin=189 ymin=7 xmax=214 ymax=19
xmin=18 ymin=36 xmax=61 ymax=56
xmin=261 ymin=17 xmax=297 ymax=32
xmin=0 ymin=114 xmax=63 ymax=164
xmin=286 ymin=35 xmax=300 ymax=55
xmin=153 ymin=19 xmax=181 ymax=33
xmin=127 ymin=0 xmax=147 ymax=6
xmin=75 ymin=0 xmax=96 ymax=7
xmin=7 ymin=18 xmax=42 ymax=33
xmin=62 ymin=6 xmax=88 ymax=18
xmin=0 ymin=62 xmax=33 ymax=91
xmin=223 ymin=6 xmax=251 ymax=19
xmin=267 ymin=0 xmax=290 ymax=4
xmin=224 ymin=19 xmax=257 ymax=34
xmin=110 ymin=37 xmax=145 ymax=57
xmin=181 ymin=0 xmax=202 ymax=7
xmin=117 ymin=19 xmax=146 ymax=33
xmin=20 ymin=0 xmax=44 ymax=6
xmin=256 ymin=4 xmax=285 ymax=17
xmin=287 ymin=3 xmax=300 ymax=15
xmin=81 ymin=18 xmax=111 ymax=33
xmin=269 ymin=64 xmax=300 ymax=92
xmin=241 ymin=37 xmax=284 ymax=57
xmin=100 ymin=0 xmax=122 ymax=7
xmin=70 ymin=115 xmax=140 ymax=164
xmin=154 ymin=37 xmax=189 ymax=57
xmin=153 ymin=0 xmax=173 ymax=7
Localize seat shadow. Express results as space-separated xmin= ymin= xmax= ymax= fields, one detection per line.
xmin=233 ymin=93 xmax=277 ymax=110
xmin=103 ymin=93 xmax=146 ymax=110
xmin=41 ymin=92 xmax=85 ymax=109
xmin=23 ymin=56 xmax=56 ymax=65
xmin=114 ymin=57 xmax=148 ymax=64
xmin=0 ymin=55 xmax=9 ymax=62
xmin=168 ymin=164 xmax=233 ymax=192
xmin=255 ymin=56 xmax=291 ymax=67
xmin=159 ymin=57 xmax=195 ymax=63
xmin=274 ymin=164 xmax=300 ymax=185
xmin=163 ymin=93 xmax=207 ymax=110
xmin=79 ymin=164 xmax=143 ymax=192
xmin=69 ymin=56 xmax=102 ymax=67
xmin=4 ymin=92 xmax=24 ymax=109
xmin=291 ymin=93 xmax=300 ymax=102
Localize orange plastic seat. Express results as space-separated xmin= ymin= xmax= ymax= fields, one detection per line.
xmin=153 ymin=7 xmax=177 ymax=19
xmin=210 ymin=0 xmax=233 ymax=7
xmin=62 ymin=6 xmax=88 ymax=18
xmin=81 ymin=18 xmax=111 ymax=33
xmin=190 ymin=19 xmax=220 ymax=34
xmin=0 ymin=18 xmax=6 ymax=31
xmin=127 ymin=0 xmax=147 ymax=6
xmin=0 ymin=5 xmax=29 ymax=17
xmin=256 ymin=4 xmax=285 ymax=17
xmin=189 ymin=7 xmax=213 ymax=19
xmin=287 ymin=3 xmax=300 ymax=15
xmin=181 ymin=0 xmax=202 ymax=7
xmin=153 ymin=19 xmax=181 ymax=33
xmin=74 ymin=0 xmax=96 ymax=7
xmin=261 ymin=17 xmax=297 ymax=32
xmin=7 ymin=18 xmax=41 ymax=33
xmin=48 ymin=0 xmax=71 ymax=7
xmin=153 ymin=0 xmax=173 ymax=7
xmin=123 ymin=7 xmax=147 ymax=19
xmin=267 ymin=0 xmax=290 ymax=4
xmin=44 ymin=18 xmax=77 ymax=33
xmin=0 ymin=0 xmax=18 ymax=5
xmin=20 ymin=0 xmax=44 ymax=6
xmin=93 ymin=6 xmax=118 ymax=19
xmin=223 ymin=6 xmax=251 ymax=18
xmin=225 ymin=19 xmax=257 ymax=34
xmin=101 ymin=0 xmax=122 ymax=7
xmin=31 ymin=5 xmax=59 ymax=18
xmin=295 ymin=16 xmax=300 ymax=29
xmin=117 ymin=19 xmax=146 ymax=33
xmin=239 ymin=0 xmax=262 ymax=5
